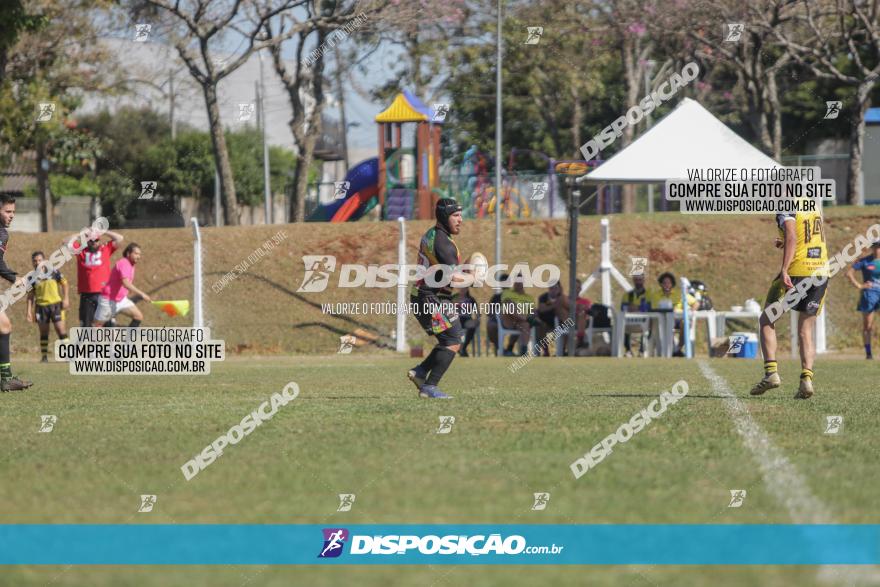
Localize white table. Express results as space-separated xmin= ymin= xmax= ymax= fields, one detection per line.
xmin=672 ymin=310 xmax=719 ymax=356
xmin=672 ymin=309 xmax=761 ymax=357
xmin=614 ymin=310 xmax=668 ymax=358
xmin=714 ymin=310 xmax=762 ymax=340
xmin=617 ymin=309 xmax=761 ymax=358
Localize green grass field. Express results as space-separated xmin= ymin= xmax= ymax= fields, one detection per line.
xmin=1 ymin=355 xmax=878 ymax=586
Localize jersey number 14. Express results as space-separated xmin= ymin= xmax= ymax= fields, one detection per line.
xmin=803 ymin=218 xmax=824 ymax=244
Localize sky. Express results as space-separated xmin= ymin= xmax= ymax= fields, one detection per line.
xmin=82 ymin=34 xmax=400 ymax=170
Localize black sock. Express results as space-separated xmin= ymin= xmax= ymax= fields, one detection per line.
xmin=129 ymin=319 xmax=141 ymax=328
xmin=0 ymin=332 xmax=10 ymax=379
xmin=418 ymin=347 xmax=439 ymax=373
xmin=426 ymin=347 xmax=455 ymax=386
xmin=40 ymin=333 xmax=49 ymax=358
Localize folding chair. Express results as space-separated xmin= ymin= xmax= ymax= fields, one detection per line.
xmin=459 ymin=315 xmax=481 ymax=357
xmin=585 ymin=304 xmax=613 ymax=349
xmin=553 ymin=317 xmax=573 ymax=356
xmin=494 ymin=312 xmax=534 ymax=356
xmin=624 ymin=315 xmax=652 ymax=357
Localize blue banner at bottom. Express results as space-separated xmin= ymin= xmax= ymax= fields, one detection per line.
xmin=1 ymin=525 xmax=879 ymax=565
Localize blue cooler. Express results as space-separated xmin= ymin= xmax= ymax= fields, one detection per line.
xmin=733 ymin=332 xmax=758 ymax=358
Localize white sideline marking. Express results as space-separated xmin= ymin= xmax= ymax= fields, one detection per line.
xmin=697 ymin=361 xmax=880 ymax=585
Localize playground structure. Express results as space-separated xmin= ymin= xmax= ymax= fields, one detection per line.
xmin=375 ymin=90 xmax=443 ymax=221
xmin=308 ymin=91 xmax=442 ymax=222
xmin=436 ymin=146 xmax=533 ymax=220
xmin=307 ymin=90 xmax=609 ymax=222
xmin=434 ymin=148 xmax=606 ymax=220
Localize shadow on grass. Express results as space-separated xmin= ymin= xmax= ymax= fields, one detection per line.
xmin=587 ymin=393 xmax=722 ymax=400
xmin=145 ymin=272 xmax=393 ymax=348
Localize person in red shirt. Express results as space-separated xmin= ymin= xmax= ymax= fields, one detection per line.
xmin=66 ymin=228 xmax=124 ymax=327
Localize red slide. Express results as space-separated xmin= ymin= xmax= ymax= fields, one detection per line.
xmin=330 ymin=185 xmax=379 ymax=222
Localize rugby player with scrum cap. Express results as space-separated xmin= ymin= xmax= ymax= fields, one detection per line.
xmin=407 ymin=198 xmax=470 ymax=399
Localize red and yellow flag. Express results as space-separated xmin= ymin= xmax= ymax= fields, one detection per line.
xmin=152 ymin=300 xmax=190 ymax=318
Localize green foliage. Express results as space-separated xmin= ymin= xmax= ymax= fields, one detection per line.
xmin=96 ymin=170 xmax=137 ymax=228
xmin=269 ymin=145 xmax=296 ymax=195
xmin=73 ymin=107 xmax=296 ymax=224
xmin=77 ymin=107 xmax=172 ymax=178
xmin=0 ymin=0 xmax=109 ymax=166
xmin=443 ymin=1 xmax=623 ymax=167
xmin=0 ymin=1 xmax=46 ymax=58
xmin=47 ymin=126 xmax=102 ymax=174
xmin=141 ymin=130 xmax=215 ymax=201
xmin=227 ymin=130 xmax=265 ymax=207
xmin=22 ymin=173 xmax=100 ymax=199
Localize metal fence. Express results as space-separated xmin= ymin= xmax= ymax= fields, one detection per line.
xmin=304 ymin=153 xmax=876 ymax=222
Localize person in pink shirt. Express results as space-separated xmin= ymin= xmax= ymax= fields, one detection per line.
xmin=93 ymin=243 xmax=152 ymax=327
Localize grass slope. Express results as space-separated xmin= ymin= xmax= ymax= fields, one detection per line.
xmin=3 ymin=207 xmax=876 ymax=357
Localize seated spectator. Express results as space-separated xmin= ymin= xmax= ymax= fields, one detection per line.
xmin=500 ymin=276 xmax=537 ymax=356
xmin=536 ymin=281 xmax=564 ymax=356
xmin=649 ymin=272 xmax=697 ymax=355
xmin=622 ymin=274 xmax=649 ymax=312
xmin=486 ymin=273 xmax=508 ymax=354
xmin=454 ymin=287 xmax=478 ymax=357
xmin=620 ymin=274 xmax=649 ymax=356
xmin=688 ymin=280 xmax=714 ymax=310
xmin=585 ymin=303 xmax=612 ymax=350
xmin=648 ymin=272 xmax=697 ymax=311
xmin=571 ymin=279 xmax=592 ymax=347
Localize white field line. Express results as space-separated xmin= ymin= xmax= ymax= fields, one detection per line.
xmin=697 ymin=361 xmax=880 ymax=585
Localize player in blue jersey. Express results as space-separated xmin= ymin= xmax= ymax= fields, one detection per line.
xmin=847 ymin=241 xmax=880 ymax=359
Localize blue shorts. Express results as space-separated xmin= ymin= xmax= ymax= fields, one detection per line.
xmin=857 ymin=288 xmax=880 ymax=313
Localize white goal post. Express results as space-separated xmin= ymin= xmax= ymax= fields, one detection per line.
xmin=790 ymin=309 xmax=828 ymax=357
xmin=396 ymin=217 xmax=408 ymax=352
xmin=191 ymin=217 xmax=204 ymax=328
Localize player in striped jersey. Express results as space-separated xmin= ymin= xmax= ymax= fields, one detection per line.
xmin=26 ymin=251 xmax=70 ymax=362
xmin=407 ymin=198 xmax=467 ymax=399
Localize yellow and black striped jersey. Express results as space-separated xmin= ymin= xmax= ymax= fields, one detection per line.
xmin=776 ymin=209 xmax=828 ymax=277
xmin=33 ymin=270 xmax=67 ymax=306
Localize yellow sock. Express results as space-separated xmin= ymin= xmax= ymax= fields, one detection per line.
xmin=764 ymin=360 xmax=778 ymax=376
xmin=800 ymin=368 xmax=814 ymax=381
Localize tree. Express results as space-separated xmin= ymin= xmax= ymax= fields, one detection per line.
xmin=367 ymin=0 xmax=470 ymax=105
xmin=587 ymin=0 xmax=677 ymax=212
xmin=0 ymin=0 xmax=45 ymax=86
xmin=442 ymin=1 xmax=623 ymax=164
xmin=669 ymin=0 xmax=796 ymax=160
xmin=133 ymin=0 xmax=303 ymax=224
xmin=765 ymin=0 xmax=880 ymax=205
xmin=79 ymin=106 xmax=296 ymax=225
xmin=264 ymin=1 xmax=381 ymax=222
xmin=0 ymin=0 xmax=116 ymax=231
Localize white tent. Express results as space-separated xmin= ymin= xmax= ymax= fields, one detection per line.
xmin=575 ymin=97 xmax=827 ymax=355
xmin=579 ymin=97 xmax=781 ymax=184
